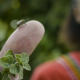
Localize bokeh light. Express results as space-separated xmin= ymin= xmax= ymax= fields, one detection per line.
xmin=11 ymin=0 xmax=20 ymax=9
xmin=10 ymin=20 xmax=18 ymax=29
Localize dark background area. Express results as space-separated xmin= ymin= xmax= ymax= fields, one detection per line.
xmin=0 ymin=0 xmax=71 ymax=79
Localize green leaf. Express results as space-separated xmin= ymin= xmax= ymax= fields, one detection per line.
xmin=19 ymin=66 xmax=23 ymax=79
xmin=21 ymin=53 xmax=29 ymax=63
xmin=0 ymin=56 xmax=13 ymax=68
xmin=15 ymin=54 xmax=23 ymax=65
xmin=2 ymin=74 xmax=12 ymax=80
xmin=2 ymin=70 xmax=6 ymax=74
xmin=2 ymin=68 xmax=9 ymax=74
xmin=4 ymin=50 xmax=16 ymax=64
xmin=15 ymin=54 xmax=21 ymax=59
xmin=10 ymin=63 xmax=20 ymax=74
xmin=16 ymin=58 xmax=23 ymax=65
xmin=23 ymin=63 xmax=31 ymax=71
xmin=4 ymin=50 xmax=14 ymax=57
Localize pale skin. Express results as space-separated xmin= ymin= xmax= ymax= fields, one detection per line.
xmin=0 ymin=20 xmax=45 ymax=80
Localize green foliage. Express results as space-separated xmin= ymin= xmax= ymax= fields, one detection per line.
xmin=23 ymin=64 xmax=31 ymax=71
xmin=4 ymin=50 xmax=14 ymax=57
xmin=21 ymin=53 xmax=29 ymax=63
xmin=2 ymin=74 xmax=12 ymax=80
xmin=10 ymin=63 xmax=20 ymax=74
xmin=19 ymin=66 xmax=23 ymax=79
xmin=15 ymin=54 xmax=21 ymax=59
xmin=0 ymin=50 xmax=31 ymax=80
xmin=0 ymin=56 xmax=13 ymax=68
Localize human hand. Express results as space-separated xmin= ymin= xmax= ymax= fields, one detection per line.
xmin=0 ymin=20 xmax=45 ymax=80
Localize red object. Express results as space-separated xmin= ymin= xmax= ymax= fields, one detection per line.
xmin=30 ymin=52 xmax=80 ymax=80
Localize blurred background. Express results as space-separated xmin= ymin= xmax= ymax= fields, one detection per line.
xmin=0 ymin=0 xmax=79 ymax=80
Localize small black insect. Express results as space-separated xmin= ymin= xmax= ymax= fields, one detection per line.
xmin=16 ymin=18 xmax=29 ymax=27
xmin=16 ymin=19 xmax=26 ymax=27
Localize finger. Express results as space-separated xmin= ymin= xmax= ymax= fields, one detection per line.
xmin=0 ymin=20 xmax=45 ymax=57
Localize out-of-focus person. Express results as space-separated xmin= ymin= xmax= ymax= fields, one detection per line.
xmin=30 ymin=0 xmax=80 ymax=80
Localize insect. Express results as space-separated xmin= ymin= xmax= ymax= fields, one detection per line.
xmin=16 ymin=18 xmax=29 ymax=28
xmin=16 ymin=19 xmax=26 ymax=27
